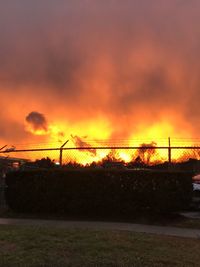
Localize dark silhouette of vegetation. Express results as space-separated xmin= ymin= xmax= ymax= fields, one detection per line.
xmin=22 ymin=157 xmax=55 ymax=169
xmin=63 ymin=161 xmax=84 ymax=169
xmin=101 ymin=150 xmax=125 ymax=168
xmin=34 ymin=157 xmax=55 ymax=168
xmin=135 ymin=142 xmax=157 ymax=165
xmin=5 ymin=169 xmax=193 ymax=216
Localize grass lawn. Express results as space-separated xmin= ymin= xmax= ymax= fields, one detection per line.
xmin=0 ymin=225 xmax=199 ymax=267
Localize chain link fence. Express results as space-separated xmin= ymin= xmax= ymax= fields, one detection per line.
xmin=0 ymin=143 xmax=200 ymax=168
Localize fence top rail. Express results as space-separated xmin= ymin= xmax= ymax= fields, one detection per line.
xmin=0 ymin=146 xmax=200 ymax=153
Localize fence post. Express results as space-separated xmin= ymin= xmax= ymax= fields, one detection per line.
xmin=59 ymin=140 xmax=69 ymax=166
xmin=59 ymin=148 xmax=63 ymax=166
xmin=168 ymin=137 xmax=172 ymax=167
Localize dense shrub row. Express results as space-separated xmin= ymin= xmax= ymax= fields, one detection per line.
xmin=5 ymin=169 xmax=193 ymax=216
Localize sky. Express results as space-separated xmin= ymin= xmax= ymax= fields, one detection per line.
xmin=0 ymin=0 xmax=200 ymax=150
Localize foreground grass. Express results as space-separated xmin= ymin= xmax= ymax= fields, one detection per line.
xmin=0 ymin=225 xmax=199 ymax=267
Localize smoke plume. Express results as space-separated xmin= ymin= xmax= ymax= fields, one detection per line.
xmin=26 ymin=111 xmax=48 ymax=132
xmin=71 ymin=135 xmax=96 ymax=156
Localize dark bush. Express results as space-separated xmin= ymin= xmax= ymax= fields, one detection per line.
xmin=5 ymin=169 xmax=193 ymax=216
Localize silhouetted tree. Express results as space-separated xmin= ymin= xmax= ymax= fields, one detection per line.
xmin=34 ymin=157 xmax=55 ymax=168
xmin=135 ymin=142 xmax=157 ymax=165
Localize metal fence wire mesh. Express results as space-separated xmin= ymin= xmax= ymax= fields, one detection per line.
xmin=0 ymin=138 xmax=200 ymax=169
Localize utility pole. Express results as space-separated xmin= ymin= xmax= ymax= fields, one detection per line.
xmin=168 ymin=137 xmax=172 ymax=167
xmin=59 ymin=140 xmax=69 ymax=167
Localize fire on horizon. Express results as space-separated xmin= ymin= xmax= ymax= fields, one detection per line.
xmin=0 ymin=1 xmax=200 ymax=163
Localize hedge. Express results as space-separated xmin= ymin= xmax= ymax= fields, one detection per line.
xmin=5 ymin=169 xmax=193 ymax=216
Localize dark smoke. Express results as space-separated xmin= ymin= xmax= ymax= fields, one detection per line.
xmin=71 ymin=135 xmax=96 ymax=156
xmin=26 ymin=111 xmax=48 ymax=132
